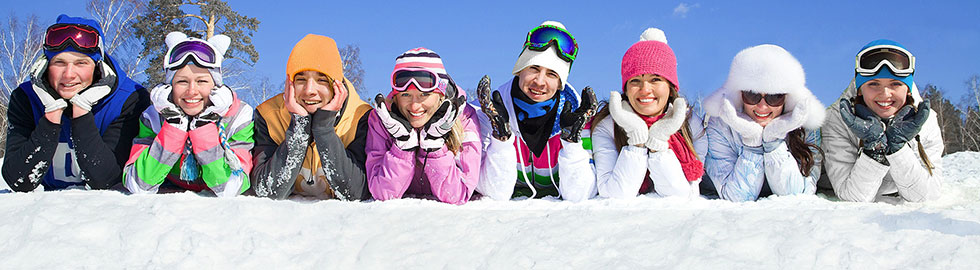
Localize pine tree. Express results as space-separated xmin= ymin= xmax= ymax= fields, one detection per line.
xmin=920 ymin=84 xmax=965 ymax=155
xmin=131 ymin=0 xmax=259 ymax=86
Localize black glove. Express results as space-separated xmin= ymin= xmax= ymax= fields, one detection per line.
xmin=839 ymin=99 xmax=887 ymax=165
xmin=559 ymin=87 xmax=597 ymax=143
xmin=476 ymin=75 xmax=511 ymax=141
xmin=885 ymin=100 xmax=930 ymax=154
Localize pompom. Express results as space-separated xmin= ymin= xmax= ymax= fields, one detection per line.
xmin=640 ymin=28 xmax=667 ymax=44
xmin=541 ymin=20 xmax=567 ymax=30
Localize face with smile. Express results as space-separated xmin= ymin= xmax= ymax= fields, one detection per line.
xmin=47 ymin=51 xmax=95 ymax=99
xmin=625 ymin=74 xmax=672 ymax=117
xmin=517 ymin=65 xmax=561 ymax=102
xmin=859 ymin=78 xmax=909 ymax=118
xmin=292 ymin=70 xmax=335 ymax=114
xmin=393 ymin=86 xmax=443 ymax=128
xmin=171 ymin=65 xmax=215 ymax=116
xmin=741 ymin=91 xmax=784 ymax=127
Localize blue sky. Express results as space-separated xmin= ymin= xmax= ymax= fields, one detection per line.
xmin=16 ymin=0 xmax=980 ymax=107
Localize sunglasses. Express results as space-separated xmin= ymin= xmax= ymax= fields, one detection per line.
xmin=741 ymin=91 xmax=786 ymax=107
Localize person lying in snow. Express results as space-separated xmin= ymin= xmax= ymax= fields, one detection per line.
xmin=250 ymin=34 xmax=373 ymax=200
xmin=474 ymin=21 xmax=598 ymax=202
xmin=3 ymin=14 xmax=149 ymax=192
xmin=122 ymin=32 xmax=254 ymax=196
xmin=701 ymin=44 xmax=825 ymax=202
xmin=821 ymin=39 xmax=943 ymax=202
xmin=592 ymin=28 xmax=704 ymax=199
xmin=365 ymin=48 xmax=482 ymax=205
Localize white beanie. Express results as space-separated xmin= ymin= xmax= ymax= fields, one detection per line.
xmin=703 ymin=44 xmax=826 ymax=129
xmin=512 ymin=21 xmax=573 ymax=86
xmin=164 ymin=31 xmax=231 ymax=86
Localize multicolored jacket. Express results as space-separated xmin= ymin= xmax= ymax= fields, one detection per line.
xmin=365 ymin=106 xmax=482 ymax=205
xmin=473 ymin=77 xmax=596 ymax=202
xmin=123 ymin=94 xmax=253 ymax=196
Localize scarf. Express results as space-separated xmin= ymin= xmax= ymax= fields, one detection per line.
xmin=638 ymin=113 xmax=704 ymax=182
xmin=511 ymin=78 xmax=559 ymax=156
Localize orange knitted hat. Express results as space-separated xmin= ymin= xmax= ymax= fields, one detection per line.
xmin=286 ymin=34 xmax=344 ymax=81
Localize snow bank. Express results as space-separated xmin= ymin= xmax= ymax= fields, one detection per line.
xmin=2 ymin=153 xmax=980 ymax=268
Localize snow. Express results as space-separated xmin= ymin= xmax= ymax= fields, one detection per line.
xmin=1 ymin=153 xmax=980 ymax=268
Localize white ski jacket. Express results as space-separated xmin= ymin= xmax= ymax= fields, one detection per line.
xmin=821 ymin=81 xmax=944 ymax=202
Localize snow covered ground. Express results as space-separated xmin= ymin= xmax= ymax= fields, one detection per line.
xmin=2 ymin=153 xmax=980 ymax=268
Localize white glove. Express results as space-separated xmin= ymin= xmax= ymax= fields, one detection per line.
xmin=374 ymin=94 xmax=418 ymax=151
xmin=191 ymin=85 xmax=234 ymax=128
xmin=762 ymin=97 xmax=808 ymax=142
xmin=70 ymin=61 xmax=116 ymax=111
xmin=646 ymin=98 xmax=688 ymax=152
xmin=150 ymin=84 xmax=188 ymax=131
xmin=718 ymin=96 xmax=763 ymax=147
xmin=28 ymin=55 xmax=68 ymax=113
xmin=607 ymin=91 xmax=649 ymax=146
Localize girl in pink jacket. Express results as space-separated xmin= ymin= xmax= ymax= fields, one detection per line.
xmin=365 ymin=48 xmax=482 ymax=205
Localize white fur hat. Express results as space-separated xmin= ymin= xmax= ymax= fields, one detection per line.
xmin=703 ymin=44 xmax=826 ymax=129
xmin=512 ymin=21 xmax=573 ymax=86
xmin=164 ymin=31 xmax=231 ymax=86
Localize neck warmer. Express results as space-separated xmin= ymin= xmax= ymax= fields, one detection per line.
xmin=511 ymin=77 xmax=559 ymax=156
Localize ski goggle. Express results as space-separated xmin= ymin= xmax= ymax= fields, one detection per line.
xmin=44 ymin=24 xmax=100 ymax=53
xmin=165 ymin=40 xmax=220 ymax=70
xmin=391 ymin=67 xmax=450 ymax=93
xmin=855 ymin=45 xmax=914 ymax=77
xmin=741 ymin=91 xmax=786 ymax=107
xmin=523 ymin=25 xmax=578 ymax=62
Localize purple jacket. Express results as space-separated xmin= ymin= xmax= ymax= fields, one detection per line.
xmin=366 ymin=105 xmax=482 ymax=204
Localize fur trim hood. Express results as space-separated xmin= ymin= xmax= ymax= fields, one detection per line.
xmin=703 ymin=44 xmax=825 ymax=130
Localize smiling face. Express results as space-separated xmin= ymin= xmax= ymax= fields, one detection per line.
xmin=170 ymin=65 xmax=215 ymax=116
xmin=741 ymin=92 xmax=784 ymax=127
xmin=859 ymin=78 xmax=909 ymax=118
xmin=47 ymin=51 xmax=96 ymax=99
xmin=625 ymin=74 xmax=672 ymax=117
xmin=517 ymin=65 xmax=561 ymax=102
xmin=292 ymin=70 xmax=335 ymax=114
xmin=393 ymin=86 xmax=443 ymax=128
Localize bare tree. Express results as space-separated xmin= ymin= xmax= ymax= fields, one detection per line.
xmin=963 ymin=75 xmax=980 ymax=152
xmin=0 ymin=13 xmax=44 ymax=103
xmin=0 ymin=13 xmax=45 ymax=158
xmin=239 ymin=76 xmax=282 ymax=107
xmin=967 ymin=75 xmax=980 ymax=112
xmin=339 ymin=44 xmax=365 ymax=95
xmin=87 ymin=0 xmax=149 ymax=80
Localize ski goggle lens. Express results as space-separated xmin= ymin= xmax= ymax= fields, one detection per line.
xmin=44 ymin=24 xmax=99 ymax=51
xmin=524 ymin=25 xmax=578 ymax=62
xmin=394 ymin=70 xmax=436 ymax=89
xmin=741 ymin=91 xmax=786 ymax=107
xmin=166 ymin=41 xmax=218 ymax=69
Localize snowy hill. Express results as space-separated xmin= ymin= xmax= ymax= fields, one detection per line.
xmin=2 ymin=152 xmax=980 ymax=268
